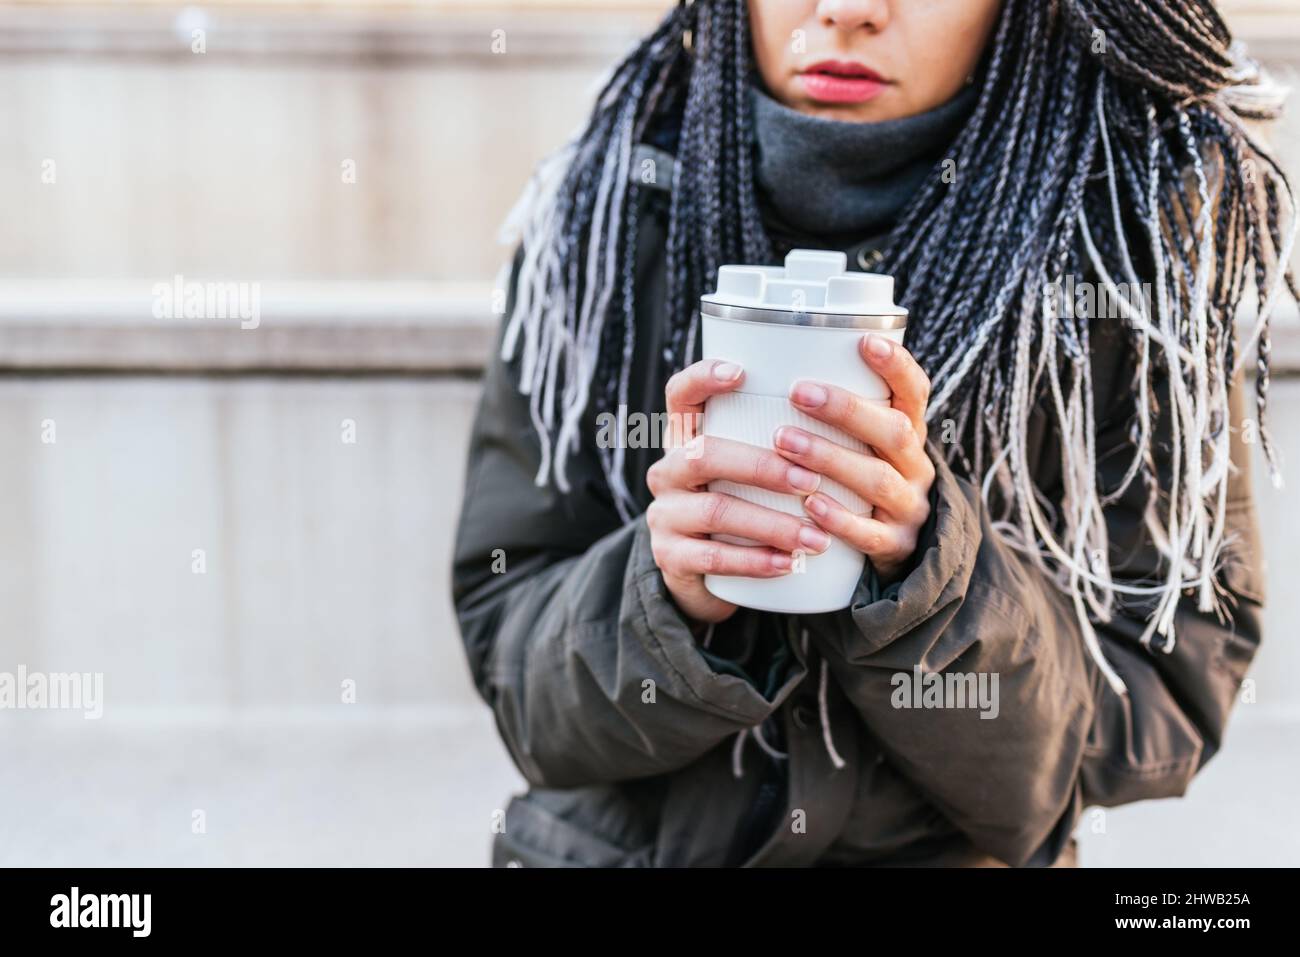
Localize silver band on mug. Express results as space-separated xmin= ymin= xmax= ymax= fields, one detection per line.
xmin=700 ymin=299 xmax=908 ymax=330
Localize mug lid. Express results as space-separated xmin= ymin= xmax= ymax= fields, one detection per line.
xmin=700 ymin=248 xmax=907 ymax=329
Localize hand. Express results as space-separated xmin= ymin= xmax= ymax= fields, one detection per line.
xmin=773 ymin=332 xmax=936 ymax=583
xmin=645 ymin=359 xmax=833 ymax=625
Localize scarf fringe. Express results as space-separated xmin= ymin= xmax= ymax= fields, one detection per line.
xmin=968 ymin=77 xmax=1297 ymax=695
xmin=498 ymin=33 xmax=672 ymax=519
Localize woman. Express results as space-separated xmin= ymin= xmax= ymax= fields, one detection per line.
xmin=453 ymin=0 xmax=1295 ymax=867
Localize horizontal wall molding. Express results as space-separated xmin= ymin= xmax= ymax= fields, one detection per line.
xmin=2 ymin=280 xmax=1298 ymax=375
xmin=0 ymin=3 xmax=1296 ymax=65
xmin=0 ymin=4 xmax=664 ymax=63
xmin=0 ymin=280 xmax=498 ymax=372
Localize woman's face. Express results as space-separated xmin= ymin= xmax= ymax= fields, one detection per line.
xmin=747 ymin=0 xmax=1002 ymax=122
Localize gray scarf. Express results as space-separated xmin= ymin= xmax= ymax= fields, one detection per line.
xmin=750 ymin=81 xmax=978 ymax=242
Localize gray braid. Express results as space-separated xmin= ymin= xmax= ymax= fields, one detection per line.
xmin=499 ymin=0 xmax=1298 ymax=692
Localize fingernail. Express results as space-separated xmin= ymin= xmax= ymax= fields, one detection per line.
xmin=790 ymin=382 xmax=828 ymax=408
xmin=774 ymin=427 xmax=810 ymax=454
xmin=713 ymin=361 xmax=742 ymax=381
xmin=865 ymin=333 xmax=893 ymax=359
xmin=798 ymin=525 xmax=831 ymax=552
xmin=787 ymin=465 xmax=819 ymax=492
xmin=805 ymin=494 xmax=829 ymax=518
xmin=770 ymin=552 xmax=793 ymax=570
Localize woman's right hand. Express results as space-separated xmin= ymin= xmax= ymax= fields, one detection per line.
xmin=645 ymin=359 xmax=832 ymax=626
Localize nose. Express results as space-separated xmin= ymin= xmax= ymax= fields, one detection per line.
xmin=815 ymin=0 xmax=891 ymax=33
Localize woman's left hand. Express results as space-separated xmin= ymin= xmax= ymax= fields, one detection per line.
xmin=773 ymin=332 xmax=937 ymax=583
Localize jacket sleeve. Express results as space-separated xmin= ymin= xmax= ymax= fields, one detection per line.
xmin=451 ymin=252 xmax=806 ymax=790
xmin=807 ymin=373 xmax=1265 ymax=867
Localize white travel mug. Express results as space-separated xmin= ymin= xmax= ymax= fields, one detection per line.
xmin=699 ymin=248 xmax=907 ymax=614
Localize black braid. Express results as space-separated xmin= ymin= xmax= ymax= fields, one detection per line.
xmin=508 ymin=0 xmax=1296 ymax=546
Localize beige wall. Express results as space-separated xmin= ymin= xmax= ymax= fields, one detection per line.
xmin=1 ymin=1 xmax=1296 ymax=282
xmin=0 ymin=4 xmax=663 ymax=281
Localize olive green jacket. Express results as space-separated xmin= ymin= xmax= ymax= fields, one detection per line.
xmin=451 ymin=152 xmax=1265 ymax=868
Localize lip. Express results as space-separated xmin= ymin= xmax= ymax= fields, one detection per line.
xmin=798 ymin=59 xmax=890 ymax=105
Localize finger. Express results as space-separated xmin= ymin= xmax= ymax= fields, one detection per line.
xmin=664 ymin=537 xmax=797 ymax=579
xmin=647 ymin=434 xmax=821 ymax=496
xmin=802 ymin=492 xmax=916 ymax=564
xmin=788 ymin=380 xmax=930 ymax=478
xmin=663 ymin=359 xmax=745 ymax=446
xmin=652 ymin=491 xmax=832 ymax=555
xmin=859 ymin=333 xmax=931 ymax=438
xmin=773 ymin=426 xmax=928 ymax=525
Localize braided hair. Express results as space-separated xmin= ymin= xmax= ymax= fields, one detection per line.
xmin=498 ymin=0 xmax=1297 ymax=693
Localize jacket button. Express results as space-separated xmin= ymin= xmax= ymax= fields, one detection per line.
xmin=792 ymin=698 xmax=817 ymax=731
xmin=856 ymin=247 xmax=884 ymax=271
